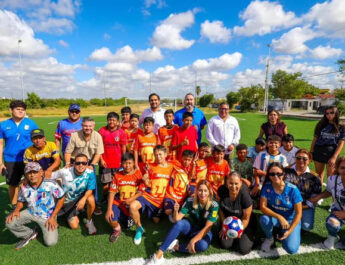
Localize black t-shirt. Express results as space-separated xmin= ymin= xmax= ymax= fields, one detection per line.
xmin=218 ymin=184 xmax=252 ymax=219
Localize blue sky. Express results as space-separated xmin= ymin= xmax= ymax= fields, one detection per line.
xmin=0 ymin=0 xmax=344 ymax=99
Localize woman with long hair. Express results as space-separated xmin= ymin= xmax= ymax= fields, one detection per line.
xmin=309 ymin=157 xmax=345 ymax=249
xmin=310 ymin=106 xmax=345 ymax=183
xmin=260 ymin=162 xmax=303 ymax=254
xmin=258 ymin=110 xmax=288 ymax=139
xmin=145 ymin=180 xmax=219 ymax=265
xmin=218 ymin=172 xmax=256 ymax=254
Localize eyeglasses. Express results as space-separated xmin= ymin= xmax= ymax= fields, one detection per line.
xmin=268 ymin=172 xmax=284 ymax=177
xmin=296 ymin=156 xmax=308 ymax=161
xmin=75 ymin=161 xmax=88 ymax=166
xmin=70 ymin=110 xmax=80 ymax=114
xmin=325 ymin=112 xmax=335 ymax=115
xmin=219 ymin=108 xmax=229 ymax=111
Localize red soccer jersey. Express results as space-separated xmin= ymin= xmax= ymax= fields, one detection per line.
xmin=125 ymin=128 xmax=143 ymax=153
xmin=172 ymin=126 xmax=198 ymax=160
xmin=206 ymin=159 xmax=231 ymax=195
xmin=165 ymin=164 xmax=190 ymax=204
xmin=98 ymin=126 xmax=127 ymax=168
xmin=143 ymin=163 xmax=174 ymax=208
xmin=158 ymin=125 xmax=177 ymax=161
xmin=121 ymin=120 xmax=130 ymax=130
xmin=133 ymin=132 xmax=159 ymax=164
xmin=109 ymin=169 xmax=143 ymax=215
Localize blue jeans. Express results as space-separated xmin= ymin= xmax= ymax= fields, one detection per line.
xmin=326 ymin=214 xmax=345 ymax=245
xmin=159 ymin=219 xmax=212 ymax=253
xmin=301 ymin=208 xmax=315 ymax=231
xmin=260 ymin=215 xmax=301 ymax=254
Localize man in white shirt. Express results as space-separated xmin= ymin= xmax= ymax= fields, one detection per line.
xmin=206 ymin=102 xmax=240 ymax=164
xmin=139 ymin=93 xmax=166 ymax=133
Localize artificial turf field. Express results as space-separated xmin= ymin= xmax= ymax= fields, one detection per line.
xmin=1 ymin=112 xmax=345 ymax=265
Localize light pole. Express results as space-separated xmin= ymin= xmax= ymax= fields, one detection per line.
xmin=264 ymin=44 xmax=271 ymax=114
xmin=18 ymin=39 xmax=24 ymax=101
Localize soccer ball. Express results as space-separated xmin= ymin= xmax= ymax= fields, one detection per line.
xmin=222 ymin=216 xmax=244 ymax=239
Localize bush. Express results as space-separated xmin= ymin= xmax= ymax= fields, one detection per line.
xmin=199 ymin=94 xmax=214 ymax=107
xmin=335 ymin=100 xmax=345 ymax=116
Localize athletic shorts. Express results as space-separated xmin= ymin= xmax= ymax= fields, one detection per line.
xmin=58 ymin=195 xmax=85 ymax=221
xmin=137 ymin=196 xmax=162 ymax=218
xmin=99 ymin=167 xmax=120 ymax=184
xmin=4 ymin=161 xmax=25 ymax=186
xmin=111 ymin=204 xmax=130 ymax=222
xmin=313 ymin=144 xmax=337 ymax=164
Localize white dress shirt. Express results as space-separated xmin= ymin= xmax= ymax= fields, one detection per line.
xmin=139 ymin=107 xmax=166 ymax=133
xmin=206 ymin=115 xmax=241 ymax=154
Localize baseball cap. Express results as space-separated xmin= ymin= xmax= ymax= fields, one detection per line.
xmin=24 ymin=162 xmax=42 ymax=174
xmin=31 ymin=129 xmax=45 ymax=139
xmin=69 ymin=103 xmax=80 ymax=111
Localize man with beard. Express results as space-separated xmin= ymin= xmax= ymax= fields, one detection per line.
xmin=174 ymin=93 xmax=207 ymax=145
xmin=139 ymin=93 xmax=166 ymax=134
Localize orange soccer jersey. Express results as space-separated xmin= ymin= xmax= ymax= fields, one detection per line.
xmin=158 ymin=125 xmax=177 ymax=161
xmin=142 ymin=163 xmax=174 ymax=208
xmin=133 ymin=132 xmax=159 ymax=164
xmin=109 ymin=169 xmax=144 ymax=215
xmin=165 ymin=163 xmax=190 ymax=204
xmin=206 ymin=159 xmax=231 ymax=195
xmin=125 ymin=128 xmax=143 ymax=153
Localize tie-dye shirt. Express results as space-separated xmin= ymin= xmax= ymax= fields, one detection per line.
xmin=51 ymin=167 xmax=96 ymax=202
xmin=18 ymin=179 xmax=65 ymax=220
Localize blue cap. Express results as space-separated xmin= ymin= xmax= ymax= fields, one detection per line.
xmin=69 ymin=104 xmax=80 ymax=111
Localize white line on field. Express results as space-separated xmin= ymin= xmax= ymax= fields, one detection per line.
xmin=0 ymin=182 xmax=6 ymax=186
xmin=72 ymin=242 xmax=343 ymax=265
xmin=48 ymin=121 xmax=59 ymax=125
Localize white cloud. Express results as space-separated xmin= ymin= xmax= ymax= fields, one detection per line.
xmin=272 ymin=27 xmax=317 ymax=54
xmin=89 ymin=45 xmax=163 ymax=64
xmin=233 ymin=0 xmax=299 ymax=36
xmin=200 ymin=20 xmax=231 ymax=44
xmin=144 ymin=0 xmax=166 ymax=8
xmin=58 ymin=39 xmax=69 ymax=47
xmin=103 ymin=33 xmax=111 ymax=40
xmin=0 ymin=10 xmax=51 ymax=57
xmin=309 ymin=45 xmax=342 ymax=60
xmin=304 ymin=0 xmax=345 ymax=38
xmin=232 ymin=69 xmax=265 ymax=89
xmin=150 ymin=10 xmax=195 ymax=50
xmin=51 ymin=0 xmax=76 ymax=17
xmin=30 ymin=17 xmax=75 ymax=34
xmin=192 ymin=53 xmax=242 ymax=72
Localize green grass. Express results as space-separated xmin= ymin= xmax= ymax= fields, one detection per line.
xmin=0 ymin=112 xmax=344 ymax=265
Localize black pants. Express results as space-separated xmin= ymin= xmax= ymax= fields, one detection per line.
xmin=220 ymin=226 xmax=255 ymax=255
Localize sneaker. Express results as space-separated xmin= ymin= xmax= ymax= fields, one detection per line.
xmin=85 ymin=219 xmax=97 ymax=235
xmin=93 ymin=207 xmax=103 ymax=216
xmin=261 ymin=238 xmax=274 ymax=252
xmin=145 ymin=254 xmax=165 ymax=265
xmin=109 ymin=229 xmax=121 ymax=243
xmin=167 ymin=239 xmax=178 ymax=252
xmin=127 ymin=218 xmax=134 ymax=229
xmin=324 ymin=235 xmax=339 ymax=249
xmin=134 ymin=226 xmax=145 ymax=245
xmin=14 ymin=231 xmax=38 ymax=250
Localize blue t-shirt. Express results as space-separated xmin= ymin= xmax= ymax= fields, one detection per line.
xmin=315 ymin=124 xmax=345 ymax=147
xmin=54 ymin=118 xmax=82 ymax=154
xmin=174 ymin=107 xmax=207 ymax=144
xmin=0 ymin=118 xmax=38 ymax=162
xmin=51 ymin=167 xmax=96 ymax=202
xmin=261 ymin=182 xmax=303 ymax=222
xmin=247 ymin=146 xmax=258 ymax=162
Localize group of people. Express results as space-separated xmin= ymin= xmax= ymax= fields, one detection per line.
xmin=1 ymin=94 xmax=345 ymax=264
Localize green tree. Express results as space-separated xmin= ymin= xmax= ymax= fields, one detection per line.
xmin=196 ymin=86 xmax=201 ymax=96
xmin=337 ymin=58 xmax=345 ymax=89
xmin=25 ymin=92 xmax=45 ymax=109
xmin=303 ymin=84 xmax=320 ymax=96
xmin=226 ymin=91 xmax=240 ymax=109
xmin=237 ymin=85 xmax=265 ymax=112
xmin=199 ymin=93 xmax=214 ymax=107
xmin=334 ymin=89 xmax=345 ymax=100
xmin=271 ymin=70 xmax=314 ymax=110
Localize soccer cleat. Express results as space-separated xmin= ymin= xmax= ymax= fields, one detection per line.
xmin=145 ymin=254 xmax=165 ymax=265
xmin=167 ymin=239 xmax=178 ymax=252
xmin=109 ymin=229 xmax=121 ymax=243
xmin=85 ymin=219 xmax=97 ymax=235
xmin=14 ymin=231 xmax=38 ymax=250
xmin=134 ymin=226 xmax=145 ymax=245
xmin=324 ymin=235 xmax=339 ymax=249
xmin=261 ymin=238 xmax=274 ymax=252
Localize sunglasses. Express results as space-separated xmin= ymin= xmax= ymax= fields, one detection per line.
xmin=296 ymin=156 xmax=308 ymax=161
xmin=268 ymin=172 xmax=284 ymax=177
xmin=70 ymin=110 xmax=80 ymax=114
xmin=75 ymin=161 xmax=88 ymax=166
xmin=325 ymin=112 xmax=335 ymax=115
xmin=339 ymin=167 xmax=345 ymax=170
